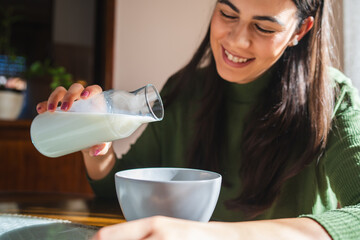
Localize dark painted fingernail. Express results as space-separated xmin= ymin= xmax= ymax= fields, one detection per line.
xmin=81 ymin=90 xmax=90 ymax=98
xmin=37 ymin=106 xmax=42 ymax=111
xmin=94 ymin=149 xmax=100 ymax=156
xmin=61 ymin=102 xmax=69 ymax=111
xmin=48 ymin=103 xmax=55 ymax=110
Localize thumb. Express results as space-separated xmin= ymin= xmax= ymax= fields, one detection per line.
xmin=90 ymin=142 xmax=112 ymax=157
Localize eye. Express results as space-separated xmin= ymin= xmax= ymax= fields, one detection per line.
xmin=220 ymin=10 xmax=238 ymax=20
xmin=255 ymin=24 xmax=275 ymax=34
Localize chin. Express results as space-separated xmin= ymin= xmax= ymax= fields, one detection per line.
xmin=215 ymin=66 xmax=252 ymax=84
xmin=218 ymin=72 xmax=251 ymax=84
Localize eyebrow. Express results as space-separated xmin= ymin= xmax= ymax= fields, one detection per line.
xmin=218 ymin=0 xmax=285 ymax=26
xmin=219 ymin=0 xmax=239 ymax=13
xmin=253 ymin=16 xmax=284 ymax=26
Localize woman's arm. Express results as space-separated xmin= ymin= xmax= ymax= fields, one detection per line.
xmin=81 ymin=143 xmax=116 ymax=180
xmin=91 ymin=216 xmax=331 ymax=240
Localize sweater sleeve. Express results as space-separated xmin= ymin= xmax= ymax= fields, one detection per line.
xmin=301 ymin=78 xmax=360 ymax=239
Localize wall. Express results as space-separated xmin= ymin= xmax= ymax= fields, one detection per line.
xmin=343 ymin=0 xmax=360 ymax=90
xmin=113 ymin=0 xmax=216 ymax=91
xmin=112 ymin=0 xmax=216 ymax=156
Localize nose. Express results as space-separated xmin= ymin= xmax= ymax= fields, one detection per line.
xmin=228 ymin=22 xmax=251 ymax=49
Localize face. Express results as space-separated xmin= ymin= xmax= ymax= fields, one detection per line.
xmin=210 ymin=0 xmax=301 ymax=84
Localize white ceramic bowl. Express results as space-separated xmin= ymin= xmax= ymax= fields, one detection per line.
xmin=115 ymin=167 xmax=222 ymax=222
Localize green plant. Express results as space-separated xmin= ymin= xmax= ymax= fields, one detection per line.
xmin=26 ymin=60 xmax=73 ymax=90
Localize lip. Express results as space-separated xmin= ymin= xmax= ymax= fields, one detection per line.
xmin=221 ymin=46 xmax=255 ymax=68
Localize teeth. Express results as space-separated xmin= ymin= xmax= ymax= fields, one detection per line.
xmin=225 ymin=50 xmax=250 ymax=63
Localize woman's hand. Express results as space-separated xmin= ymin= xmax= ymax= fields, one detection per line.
xmin=91 ymin=216 xmax=238 ymax=240
xmin=35 ymin=83 xmax=116 ymax=179
xmin=91 ymin=216 xmax=331 ymax=240
xmin=36 ymin=83 xmax=102 ymax=114
xmin=35 ymin=83 xmax=111 ymax=157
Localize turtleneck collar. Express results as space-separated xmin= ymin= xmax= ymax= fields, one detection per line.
xmin=224 ymin=68 xmax=274 ymax=103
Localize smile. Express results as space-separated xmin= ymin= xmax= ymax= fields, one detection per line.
xmin=224 ymin=49 xmax=251 ymax=63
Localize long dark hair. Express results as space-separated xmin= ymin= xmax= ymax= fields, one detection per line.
xmin=163 ymin=0 xmax=334 ymax=219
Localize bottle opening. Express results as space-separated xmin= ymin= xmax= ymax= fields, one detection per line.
xmin=145 ymin=84 xmax=164 ymax=121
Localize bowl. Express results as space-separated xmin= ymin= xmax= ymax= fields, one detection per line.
xmin=115 ymin=167 xmax=222 ymax=222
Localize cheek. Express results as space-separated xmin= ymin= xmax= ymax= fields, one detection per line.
xmin=210 ymin=15 xmax=227 ymax=47
xmin=255 ymin=36 xmax=290 ymax=60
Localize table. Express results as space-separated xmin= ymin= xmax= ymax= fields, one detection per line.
xmin=0 ymin=191 xmax=125 ymax=227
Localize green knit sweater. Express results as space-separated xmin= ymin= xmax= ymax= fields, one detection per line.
xmin=89 ymin=68 xmax=360 ymax=239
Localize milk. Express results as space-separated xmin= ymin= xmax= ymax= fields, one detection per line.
xmin=30 ymin=111 xmax=155 ymax=158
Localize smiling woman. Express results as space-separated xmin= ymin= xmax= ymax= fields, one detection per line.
xmin=36 ymin=0 xmax=360 ymax=239
xmin=166 ymin=0 xmax=333 ymax=221
xmin=210 ymin=0 xmax=307 ymax=84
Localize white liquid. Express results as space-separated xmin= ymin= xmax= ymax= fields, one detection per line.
xmin=30 ymin=111 xmax=155 ymax=158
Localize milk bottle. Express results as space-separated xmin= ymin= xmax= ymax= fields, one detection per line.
xmin=30 ymin=84 xmax=163 ymax=158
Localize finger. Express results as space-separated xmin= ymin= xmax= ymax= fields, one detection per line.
xmin=47 ymin=86 xmax=67 ymax=112
xmin=89 ymin=142 xmax=112 ymax=157
xmin=91 ymin=219 xmax=152 ymax=240
xmin=60 ymin=83 xmax=85 ymax=111
xmin=36 ymin=101 xmax=48 ymax=114
xmin=80 ymin=85 xmax=103 ymax=100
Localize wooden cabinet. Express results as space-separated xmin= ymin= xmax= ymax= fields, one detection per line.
xmin=0 ymin=0 xmax=115 ymax=195
xmin=0 ymin=120 xmax=93 ymax=195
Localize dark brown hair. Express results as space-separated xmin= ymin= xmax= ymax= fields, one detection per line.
xmin=163 ymin=0 xmax=334 ymax=219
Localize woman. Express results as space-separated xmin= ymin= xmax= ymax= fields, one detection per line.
xmin=37 ymin=0 xmax=360 ymax=239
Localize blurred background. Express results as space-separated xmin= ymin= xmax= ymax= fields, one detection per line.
xmin=0 ymin=0 xmax=357 ymax=195
xmin=0 ymin=0 xmax=111 ymax=120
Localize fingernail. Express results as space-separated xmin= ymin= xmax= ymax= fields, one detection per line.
xmin=94 ymin=149 xmax=100 ymax=156
xmin=37 ymin=106 xmax=42 ymax=111
xmin=48 ymin=103 xmax=55 ymax=110
xmin=81 ymin=91 xmax=90 ymax=98
xmin=61 ymin=102 xmax=69 ymax=111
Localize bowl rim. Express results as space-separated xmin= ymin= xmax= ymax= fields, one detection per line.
xmin=115 ymin=167 xmax=222 ymax=183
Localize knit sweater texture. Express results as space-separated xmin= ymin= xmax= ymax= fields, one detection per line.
xmin=89 ymin=67 xmax=360 ymax=240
